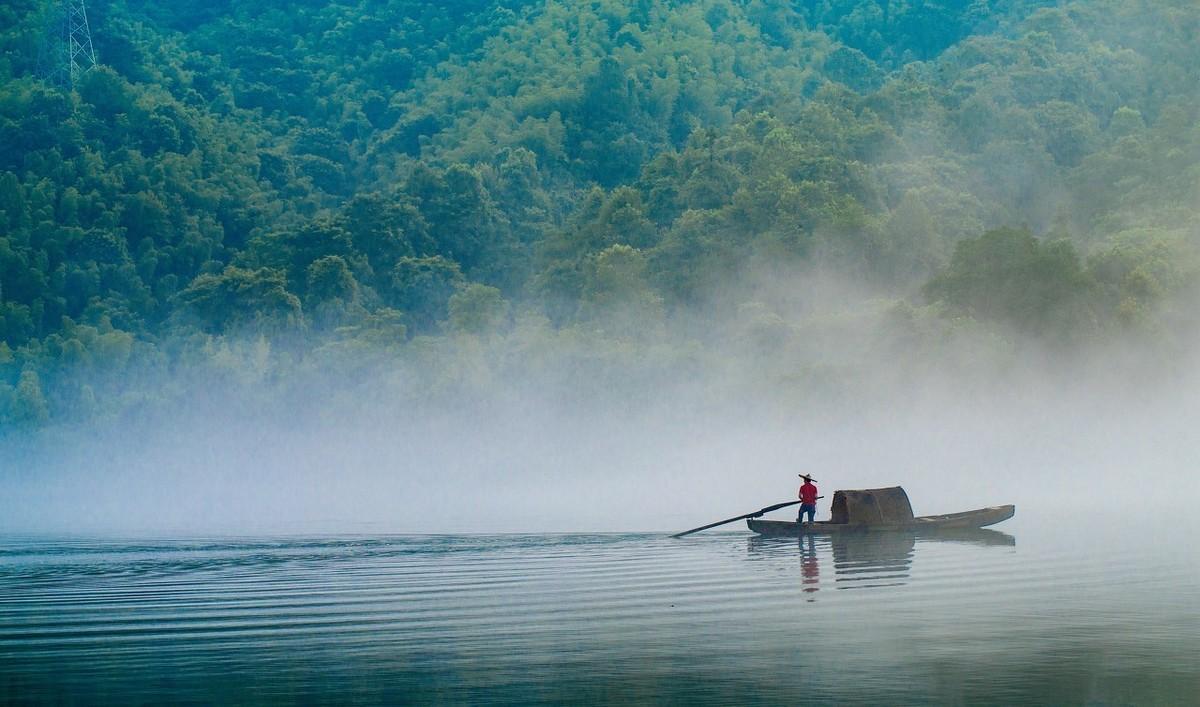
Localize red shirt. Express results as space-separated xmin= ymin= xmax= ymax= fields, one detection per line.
xmin=799 ymin=482 xmax=818 ymax=505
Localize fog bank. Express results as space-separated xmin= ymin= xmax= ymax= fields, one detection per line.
xmin=4 ymin=281 xmax=1197 ymax=536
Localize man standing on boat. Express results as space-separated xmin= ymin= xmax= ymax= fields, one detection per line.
xmin=798 ymin=474 xmax=819 ymax=525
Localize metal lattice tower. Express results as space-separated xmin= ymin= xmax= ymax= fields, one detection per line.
xmin=37 ymin=0 xmax=98 ymax=88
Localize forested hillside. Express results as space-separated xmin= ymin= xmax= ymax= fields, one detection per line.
xmin=1 ymin=0 xmax=1198 ymax=428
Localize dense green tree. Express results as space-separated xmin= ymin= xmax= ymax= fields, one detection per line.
xmin=581 ymin=244 xmax=664 ymax=336
xmin=12 ymin=368 xmax=49 ymax=424
xmin=175 ymin=266 xmax=302 ymax=334
xmin=447 ymin=283 xmax=508 ymax=335
xmin=306 ymin=256 xmax=359 ymax=306
xmin=388 ymin=255 xmax=465 ymax=332
xmin=923 ymin=227 xmax=1099 ymax=339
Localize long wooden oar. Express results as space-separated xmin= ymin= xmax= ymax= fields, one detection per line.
xmin=672 ymin=500 xmax=803 ymax=538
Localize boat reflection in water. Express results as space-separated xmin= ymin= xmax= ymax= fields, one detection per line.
xmin=747 ymin=528 xmax=1015 ymax=597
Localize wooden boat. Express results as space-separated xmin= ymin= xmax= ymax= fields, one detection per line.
xmin=747 ymin=486 xmax=1014 ymax=537
xmin=747 ymin=526 xmax=1015 ymax=548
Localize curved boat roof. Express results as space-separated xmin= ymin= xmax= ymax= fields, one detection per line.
xmin=830 ymin=487 xmax=914 ymax=525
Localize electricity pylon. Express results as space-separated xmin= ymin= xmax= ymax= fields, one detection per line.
xmin=37 ymin=0 xmax=98 ymax=88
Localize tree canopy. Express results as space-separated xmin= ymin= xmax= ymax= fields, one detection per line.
xmin=1 ymin=0 xmax=1199 ymax=428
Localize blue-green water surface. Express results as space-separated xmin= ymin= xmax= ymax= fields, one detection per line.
xmin=2 ymin=514 xmax=1198 ymax=705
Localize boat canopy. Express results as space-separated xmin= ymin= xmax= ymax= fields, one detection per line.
xmin=829 ymin=487 xmax=915 ymax=525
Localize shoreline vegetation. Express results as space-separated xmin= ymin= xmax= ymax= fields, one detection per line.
xmin=1 ymin=0 xmax=1198 ymax=431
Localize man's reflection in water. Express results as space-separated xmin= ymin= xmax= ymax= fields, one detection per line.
xmin=799 ymin=534 xmax=819 ymax=601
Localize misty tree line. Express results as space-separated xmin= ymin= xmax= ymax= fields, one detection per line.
xmin=0 ymin=0 xmax=1198 ymax=428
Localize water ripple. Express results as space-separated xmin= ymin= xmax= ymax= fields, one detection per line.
xmin=2 ymin=524 xmax=1199 ymax=705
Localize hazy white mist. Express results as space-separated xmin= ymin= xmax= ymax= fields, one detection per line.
xmin=4 ymin=269 xmax=1196 ymax=536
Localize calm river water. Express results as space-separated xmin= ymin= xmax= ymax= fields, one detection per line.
xmin=2 ymin=513 xmax=1198 ymax=705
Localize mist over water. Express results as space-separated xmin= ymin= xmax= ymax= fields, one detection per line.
xmin=4 ymin=275 xmax=1197 ymax=536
